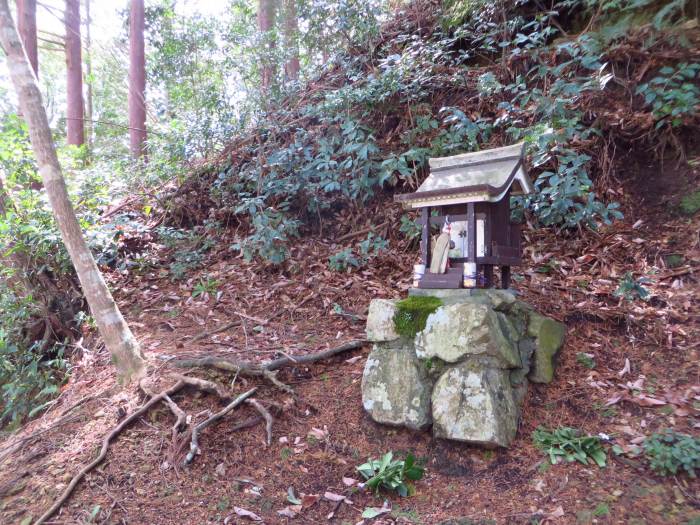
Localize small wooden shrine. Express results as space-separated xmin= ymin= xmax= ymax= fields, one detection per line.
xmin=395 ymin=142 xmax=533 ymax=289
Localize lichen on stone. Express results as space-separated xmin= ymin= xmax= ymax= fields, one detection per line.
xmin=393 ymin=295 xmax=443 ymax=338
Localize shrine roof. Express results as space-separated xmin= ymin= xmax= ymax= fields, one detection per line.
xmin=395 ymin=142 xmax=533 ymax=208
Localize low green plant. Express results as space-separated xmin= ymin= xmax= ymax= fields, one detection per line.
xmin=191 ymin=278 xmax=219 ymax=299
xmin=643 ymin=429 xmax=700 ymax=478
xmin=679 ymin=190 xmax=700 ymax=216
xmin=613 ymin=272 xmax=650 ymax=301
xmin=356 ymin=451 xmax=424 ymax=497
xmin=532 ymin=427 xmax=607 ymax=467
xmin=393 ymin=296 xmax=443 ymax=338
xmin=329 ymin=247 xmax=362 ymax=271
xmin=576 ymin=352 xmax=596 ymax=369
xmin=329 ymin=233 xmax=388 ymax=271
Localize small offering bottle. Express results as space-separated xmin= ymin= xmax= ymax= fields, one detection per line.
xmin=413 ymin=263 xmax=425 ymax=288
xmin=463 ymin=262 xmax=476 ymax=288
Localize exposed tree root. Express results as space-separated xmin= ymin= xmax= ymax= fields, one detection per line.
xmin=184 ymin=388 xmax=257 ymax=464
xmin=163 ymin=393 xmax=187 ymax=443
xmin=246 ymin=398 xmax=273 ymax=446
xmin=172 ymin=339 xmax=366 ymax=375
xmin=34 ymin=379 xmax=189 ymax=525
xmin=35 ymin=339 xmax=367 ymax=524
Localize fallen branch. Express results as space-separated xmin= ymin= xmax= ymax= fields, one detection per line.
xmin=184 ymin=388 xmax=257 ymax=465
xmin=246 ymin=398 xmax=273 ymax=446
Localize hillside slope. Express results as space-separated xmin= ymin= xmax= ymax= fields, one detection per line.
xmin=1 ymin=1 xmax=699 ymax=524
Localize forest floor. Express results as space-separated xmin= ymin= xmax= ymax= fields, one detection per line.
xmin=0 ymin=148 xmax=699 ymax=525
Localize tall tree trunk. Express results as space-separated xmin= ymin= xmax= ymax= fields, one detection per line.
xmin=64 ymin=0 xmax=84 ymax=146
xmin=84 ymin=0 xmax=93 ymax=152
xmin=283 ymin=0 xmax=299 ymax=82
xmin=258 ymin=0 xmax=276 ymax=91
xmin=16 ymin=0 xmax=37 ymax=76
xmin=0 ymin=0 xmax=147 ymax=383
xmin=128 ymin=0 xmax=147 ymax=160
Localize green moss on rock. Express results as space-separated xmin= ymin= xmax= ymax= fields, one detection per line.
xmin=393 ymin=296 xmax=443 ymax=338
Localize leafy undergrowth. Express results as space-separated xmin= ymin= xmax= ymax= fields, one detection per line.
xmin=0 ymin=145 xmax=698 ymax=524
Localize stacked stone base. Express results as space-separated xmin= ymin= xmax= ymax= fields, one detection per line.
xmin=362 ymin=289 xmax=565 ymax=447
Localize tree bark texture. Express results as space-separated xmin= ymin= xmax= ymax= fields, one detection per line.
xmin=84 ymin=0 xmax=93 ymax=150
xmin=64 ymin=0 xmax=84 ymax=146
xmin=258 ymin=0 xmax=277 ymax=91
xmin=128 ymin=0 xmax=147 ymax=159
xmin=283 ymin=0 xmax=299 ymax=82
xmin=0 ymin=0 xmax=147 ymax=383
xmin=16 ymin=0 xmax=37 ymax=76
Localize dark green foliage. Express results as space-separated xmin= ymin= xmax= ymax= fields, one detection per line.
xmin=636 ymin=62 xmax=700 ymax=129
xmin=576 ymin=352 xmax=596 ymax=369
xmin=0 ymin=290 xmax=68 ymax=429
xmin=613 ymin=272 xmax=650 ymax=301
xmin=643 ymin=429 xmax=700 ymax=478
xmin=329 ymin=233 xmax=388 ymax=271
xmin=393 ymin=296 xmax=443 ymax=338
xmin=356 ymin=451 xmax=425 ymax=497
xmin=533 ymin=426 xmax=607 ymax=467
xmin=679 ymin=190 xmax=700 ymax=216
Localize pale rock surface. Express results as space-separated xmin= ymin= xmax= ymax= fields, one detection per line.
xmin=432 ymin=361 xmax=518 ymax=447
xmin=361 ymin=343 xmax=432 ymax=430
xmin=366 ymin=299 xmax=400 ymax=342
xmin=415 ymin=303 xmax=521 ymax=368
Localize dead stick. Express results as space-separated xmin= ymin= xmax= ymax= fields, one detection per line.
xmin=246 ymin=399 xmax=273 ymax=446
xmin=184 ymin=388 xmax=257 ymax=465
xmin=34 ymin=380 xmax=188 ymax=525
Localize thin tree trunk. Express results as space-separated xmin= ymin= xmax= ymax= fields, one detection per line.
xmin=64 ymin=0 xmax=84 ymax=146
xmin=84 ymin=0 xmax=93 ymax=152
xmin=128 ymin=0 xmax=147 ymax=160
xmin=16 ymin=0 xmax=37 ymax=76
xmin=258 ymin=0 xmax=276 ymax=92
xmin=0 ymin=0 xmax=147 ymax=383
xmin=283 ymin=0 xmax=299 ymax=82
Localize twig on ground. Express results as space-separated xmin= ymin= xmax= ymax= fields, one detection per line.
xmin=184 ymin=388 xmax=257 ymax=465
xmin=246 ymin=398 xmax=273 ymax=446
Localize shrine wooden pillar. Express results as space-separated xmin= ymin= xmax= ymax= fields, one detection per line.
xmin=420 ymin=207 xmax=430 ymax=267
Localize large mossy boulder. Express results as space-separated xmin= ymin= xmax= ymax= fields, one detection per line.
xmin=431 ymin=361 xmax=518 ymax=447
xmin=361 ymin=290 xmax=565 ymax=447
xmin=361 ymin=343 xmax=433 ymax=430
xmin=415 ymin=303 xmax=521 ymax=368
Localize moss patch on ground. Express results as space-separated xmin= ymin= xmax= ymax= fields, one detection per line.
xmin=393 ymin=296 xmax=443 ymax=338
xmin=679 ymin=190 xmax=700 ymax=216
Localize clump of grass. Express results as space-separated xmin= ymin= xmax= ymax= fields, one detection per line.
xmin=393 ymin=296 xmax=442 ymax=338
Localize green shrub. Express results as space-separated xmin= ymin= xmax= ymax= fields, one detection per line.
xmin=393 ymin=296 xmax=442 ymax=338
xmin=0 ymin=288 xmax=68 ymax=429
xmin=643 ymin=430 xmax=700 ymax=478
xmin=532 ymin=426 xmax=607 ymax=467
xmin=636 ymin=63 xmax=700 ymax=129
